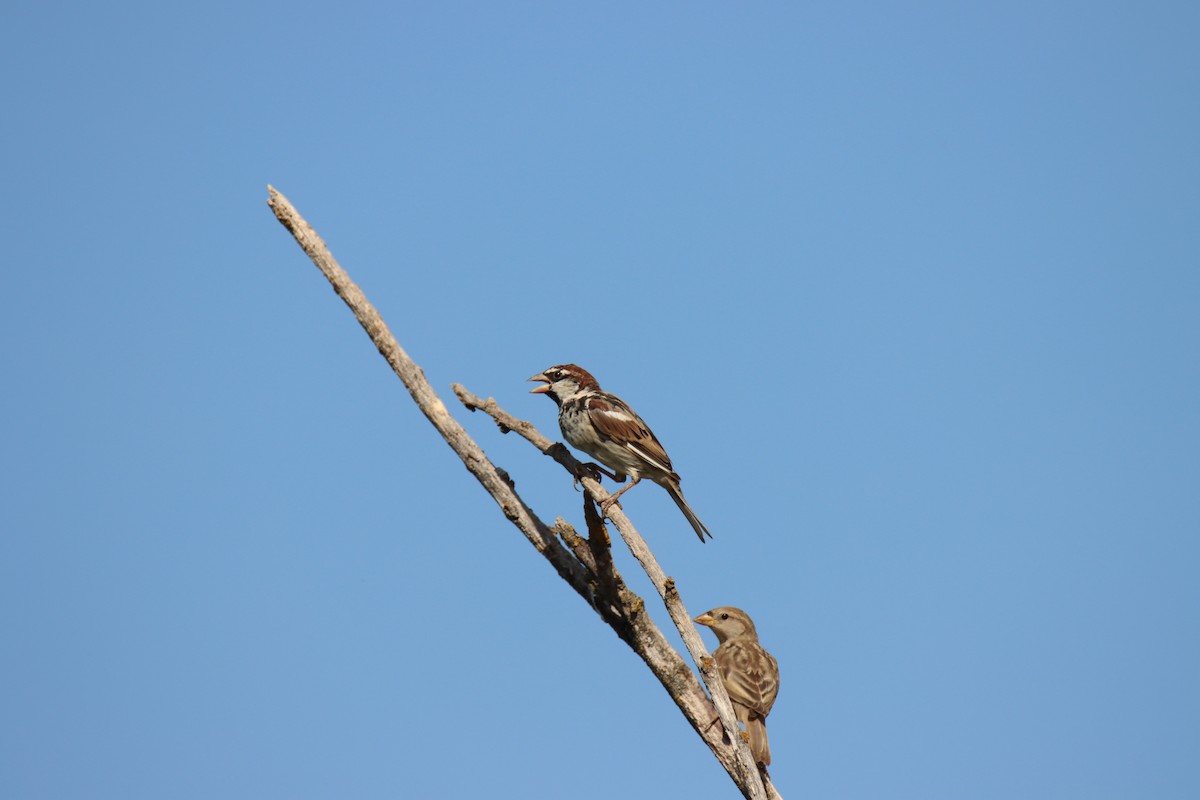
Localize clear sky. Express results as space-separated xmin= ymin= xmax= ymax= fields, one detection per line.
xmin=2 ymin=3 xmax=1197 ymax=799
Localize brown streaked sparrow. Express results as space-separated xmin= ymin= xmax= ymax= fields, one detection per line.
xmin=528 ymin=364 xmax=712 ymax=542
xmin=695 ymin=606 xmax=780 ymax=767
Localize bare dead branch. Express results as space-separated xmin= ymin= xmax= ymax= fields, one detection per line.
xmin=453 ymin=388 xmax=771 ymax=792
xmin=268 ymin=185 xmax=780 ymax=800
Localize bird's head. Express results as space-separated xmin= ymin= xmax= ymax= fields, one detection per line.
xmin=695 ymin=606 xmax=759 ymax=644
xmin=528 ymin=364 xmax=600 ymax=406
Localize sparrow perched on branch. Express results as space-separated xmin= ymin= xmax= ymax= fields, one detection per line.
xmin=695 ymin=606 xmax=780 ymax=767
xmin=528 ymin=363 xmax=712 ymax=542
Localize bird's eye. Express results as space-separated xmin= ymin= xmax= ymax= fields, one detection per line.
xmin=720 ymin=613 xmax=729 ymax=620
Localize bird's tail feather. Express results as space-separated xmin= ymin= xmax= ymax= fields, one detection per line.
xmin=667 ymin=483 xmax=712 ymax=542
xmin=748 ymin=717 xmax=771 ymax=766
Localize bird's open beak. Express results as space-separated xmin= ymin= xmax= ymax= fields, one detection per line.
xmin=694 ymin=613 xmax=715 ymax=627
xmin=528 ymin=373 xmax=551 ymax=394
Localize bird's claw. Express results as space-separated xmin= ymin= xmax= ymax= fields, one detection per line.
xmin=598 ymin=495 xmax=622 ymax=516
xmin=573 ymin=461 xmax=606 ymax=484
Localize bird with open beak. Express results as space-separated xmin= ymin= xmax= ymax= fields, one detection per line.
xmin=528 ymin=363 xmax=711 ymax=541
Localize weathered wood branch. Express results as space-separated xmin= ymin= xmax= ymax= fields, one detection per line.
xmin=267 ymin=185 xmax=779 ymax=800
xmin=453 ymin=388 xmax=773 ymax=794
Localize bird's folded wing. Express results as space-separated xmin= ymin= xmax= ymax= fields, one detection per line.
xmin=585 ymin=393 xmax=674 ymax=473
xmin=718 ymin=640 xmax=780 ymax=717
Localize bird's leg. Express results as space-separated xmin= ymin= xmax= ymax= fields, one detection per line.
xmin=571 ymin=461 xmax=623 ymax=491
xmin=599 ymin=476 xmax=640 ymax=515
xmin=589 ymin=463 xmax=624 ymax=482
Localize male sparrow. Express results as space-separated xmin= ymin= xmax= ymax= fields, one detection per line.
xmin=695 ymin=606 xmax=780 ymax=766
xmin=528 ymin=364 xmax=712 ymax=542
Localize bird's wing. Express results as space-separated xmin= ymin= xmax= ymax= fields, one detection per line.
xmin=717 ymin=640 xmax=780 ymax=718
xmin=585 ymin=392 xmax=675 ymax=474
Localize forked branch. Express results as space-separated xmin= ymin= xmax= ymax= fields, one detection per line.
xmin=267 ymin=185 xmax=780 ymax=800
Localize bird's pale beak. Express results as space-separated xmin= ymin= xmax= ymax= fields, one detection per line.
xmin=528 ymin=373 xmax=551 ymax=394
xmin=694 ymin=613 xmax=715 ymax=627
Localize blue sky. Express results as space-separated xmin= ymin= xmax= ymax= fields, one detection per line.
xmin=2 ymin=3 xmax=1198 ymax=798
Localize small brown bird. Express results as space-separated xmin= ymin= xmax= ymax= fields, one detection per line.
xmin=695 ymin=606 xmax=780 ymax=766
xmin=529 ymin=364 xmax=712 ymax=541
